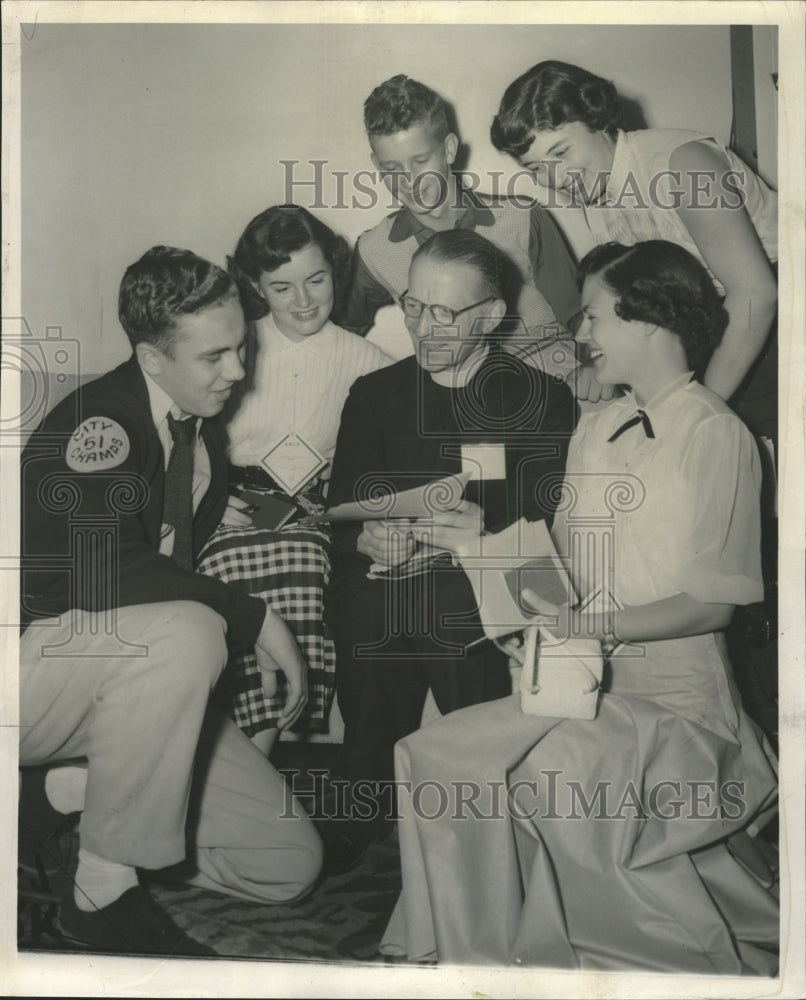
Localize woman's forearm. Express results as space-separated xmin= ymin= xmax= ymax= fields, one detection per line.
xmin=582 ymin=592 xmax=735 ymax=645
xmin=669 ymin=141 xmax=778 ymax=402
xmin=703 ymin=284 xmax=777 ymax=401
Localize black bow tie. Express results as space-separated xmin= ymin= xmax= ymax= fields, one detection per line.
xmin=608 ymin=409 xmax=655 ymax=443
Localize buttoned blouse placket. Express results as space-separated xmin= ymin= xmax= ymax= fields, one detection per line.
xmin=263 ymin=337 xmax=328 ymax=496
xmin=282 ymin=339 xmax=301 ymax=444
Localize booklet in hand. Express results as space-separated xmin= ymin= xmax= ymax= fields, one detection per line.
xmin=237 ymin=489 xmax=297 ymax=531
xmin=456 ymin=518 xmax=576 ymax=640
xmin=305 ymin=471 xmax=472 ymax=524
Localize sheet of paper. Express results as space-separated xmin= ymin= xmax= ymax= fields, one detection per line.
xmin=317 ymin=471 xmax=472 ymax=522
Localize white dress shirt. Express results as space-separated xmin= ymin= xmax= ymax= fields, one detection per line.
xmin=143 ymin=369 xmax=211 ymax=514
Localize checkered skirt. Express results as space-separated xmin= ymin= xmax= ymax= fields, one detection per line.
xmin=196 ymin=523 xmax=335 ymax=736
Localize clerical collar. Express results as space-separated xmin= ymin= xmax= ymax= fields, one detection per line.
xmin=429 ymin=345 xmax=490 ymax=388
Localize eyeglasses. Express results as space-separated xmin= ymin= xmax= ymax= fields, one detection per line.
xmin=398 ymin=291 xmax=496 ymax=327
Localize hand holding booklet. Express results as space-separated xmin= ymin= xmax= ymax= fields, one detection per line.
xmin=236 ymin=489 xmax=297 ymax=531
xmin=455 ymin=518 xmax=576 ymax=641
xmin=455 ymin=521 xmax=619 ymax=718
xmin=299 ymin=471 xmax=473 ymax=580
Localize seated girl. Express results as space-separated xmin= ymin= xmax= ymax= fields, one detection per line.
xmin=380 ymin=240 xmax=779 ymax=974
xmin=197 ymin=205 xmax=390 ymax=754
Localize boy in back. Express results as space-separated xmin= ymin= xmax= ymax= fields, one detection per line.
xmin=341 ymin=74 xmax=582 ymax=380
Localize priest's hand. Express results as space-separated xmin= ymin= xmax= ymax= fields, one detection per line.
xmin=421 ymin=500 xmax=484 ymax=554
xmin=357 ymin=519 xmax=416 ymax=566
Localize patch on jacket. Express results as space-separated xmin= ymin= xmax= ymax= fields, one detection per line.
xmin=65 ymin=416 xmax=130 ymax=470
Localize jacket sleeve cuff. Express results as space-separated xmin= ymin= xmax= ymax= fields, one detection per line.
xmin=222 ymin=590 xmax=267 ymax=647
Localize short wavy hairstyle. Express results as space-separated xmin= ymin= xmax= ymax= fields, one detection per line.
xmin=577 ymin=240 xmax=729 ymax=373
xmin=491 ymin=60 xmax=620 ymax=160
xmin=227 ymin=205 xmax=351 ymax=322
xmin=364 ymin=74 xmax=450 ymax=139
xmin=412 ymin=228 xmax=520 ymax=317
xmin=118 ymin=245 xmax=238 ymax=355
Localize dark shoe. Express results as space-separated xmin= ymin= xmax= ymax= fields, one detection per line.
xmin=319 ymin=815 xmax=394 ymax=877
xmin=18 ymin=765 xmax=80 ymax=878
xmin=56 ymin=886 xmax=215 ymax=956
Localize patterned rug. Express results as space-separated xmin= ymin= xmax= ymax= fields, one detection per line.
xmin=149 ymin=833 xmax=401 ymax=962
xmin=18 ymin=744 xmax=404 ymax=965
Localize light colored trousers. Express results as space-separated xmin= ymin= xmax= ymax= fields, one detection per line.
xmin=19 ymin=601 xmax=322 ymax=903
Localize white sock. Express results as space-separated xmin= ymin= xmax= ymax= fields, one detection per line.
xmin=44 ymin=765 xmax=88 ymax=815
xmin=73 ymin=848 xmax=139 ymax=912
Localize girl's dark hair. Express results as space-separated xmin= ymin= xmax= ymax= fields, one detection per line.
xmin=577 ymin=240 xmax=729 ymax=373
xmin=491 ymin=60 xmax=620 ymax=159
xmin=412 ymin=228 xmax=520 ymax=314
xmin=227 ymin=205 xmax=351 ymax=322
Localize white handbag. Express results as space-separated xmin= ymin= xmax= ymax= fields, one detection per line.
xmin=519 ymin=626 xmax=603 ymax=720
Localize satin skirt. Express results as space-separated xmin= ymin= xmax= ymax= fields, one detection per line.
xmin=380 ymin=633 xmax=779 ymax=973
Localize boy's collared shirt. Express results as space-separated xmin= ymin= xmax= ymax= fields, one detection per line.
xmin=342 ymin=187 xmax=582 ymax=347
xmin=386 ymin=188 xmax=496 ymax=245
xmin=143 ymin=368 xmax=211 ymax=513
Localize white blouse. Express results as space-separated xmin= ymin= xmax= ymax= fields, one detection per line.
xmin=585 ymin=129 xmax=778 ymax=295
xmin=227 ymin=314 xmax=391 ymax=476
xmin=552 ymin=372 xmax=763 ymax=610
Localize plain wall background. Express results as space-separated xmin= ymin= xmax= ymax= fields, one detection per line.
xmin=22 ymin=22 xmax=755 ymax=374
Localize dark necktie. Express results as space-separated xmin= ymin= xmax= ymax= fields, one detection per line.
xmin=607 ymin=409 xmax=655 ymax=443
xmin=164 ymin=413 xmax=196 ymax=570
